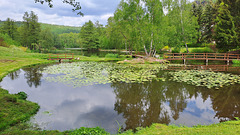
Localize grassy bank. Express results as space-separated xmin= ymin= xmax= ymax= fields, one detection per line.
xmin=122 ymin=120 xmax=240 ymax=135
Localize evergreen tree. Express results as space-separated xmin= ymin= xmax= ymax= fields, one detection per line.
xmin=19 ymin=11 xmax=41 ymax=50
xmin=80 ymin=20 xmax=99 ymax=51
xmin=214 ymin=2 xmax=237 ymax=52
xmin=1 ymin=18 xmax=18 ymax=40
xmin=201 ymin=1 xmax=216 ymax=43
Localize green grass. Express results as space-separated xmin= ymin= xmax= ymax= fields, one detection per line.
xmin=0 ymin=88 xmax=40 ymax=131
xmin=121 ymin=120 xmax=240 ymax=135
xmin=72 ymin=55 xmax=130 ymax=62
xmin=180 ymin=47 xmax=214 ymax=53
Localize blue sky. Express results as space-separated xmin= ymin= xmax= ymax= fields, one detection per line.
xmin=0 ymin=0 xmax=121 ymax=26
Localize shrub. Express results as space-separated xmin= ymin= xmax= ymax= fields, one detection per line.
xmin=119 ymin=55 xmax=132 ymax=58
xmin=190 ymin=47 xmax=214 ymax=53
xmin=70 ymin=127 xmax=109 ymax=135
xmin=90 ymin=55 xmax=99 ymax=58
xmin=16 ymin=92 xmax=28 ymax=100
xmin=0 ymin=33 xmax=20 ymax=46
xmin=172 ymin=48 xmax=180 ymax=53
xmin=232 ymin=60 xmax=240 ymax=64
xmin=105 ymin=53 xmax=119 ymax=58
xmin=184 ymin=43 xmax=205 ymax=47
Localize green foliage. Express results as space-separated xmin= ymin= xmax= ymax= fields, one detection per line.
xmin=16 ymin=92 xmax=28 ymax=100
xmin=80 ymin=20 xmax=100 ymax=51
xmin=214 ymin=2 xmax=238 ymax=52
xmin=185 ymin=43 xmax=205 ymax=47
xmin=19 ymin=11 xmax=41 ymax=50
xmin=0 ymin=18 xmax=18 ymax=40
xmin=172 ymin=48 xmax=181 ymax=53
xmin=70 ymin=127 xmax=109 ymax=135
xmin=189 ymin=47 xmax=214 ymax=53
xmin=41 ymin=23 xmax=81 ymax=35
xmin=105 ymin=53 xmax=119 ymax=58
xmin=58 ymin=32 xmax=81 ymax=48
xmin=0 ymin=33 xmax=20 ymax=46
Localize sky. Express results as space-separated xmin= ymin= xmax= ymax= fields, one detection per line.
xmin=0 ymin=0 xmax=121 ymax=27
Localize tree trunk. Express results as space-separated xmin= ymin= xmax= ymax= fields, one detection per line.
xmin=180 ymin=3 xmax=189 ymax=53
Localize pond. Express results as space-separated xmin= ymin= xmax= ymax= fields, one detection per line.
xmin=1 ymin=62 xmax=240 ymax=134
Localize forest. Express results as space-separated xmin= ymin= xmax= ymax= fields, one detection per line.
xmin=0 ymin=0 xmax=239 ymax=55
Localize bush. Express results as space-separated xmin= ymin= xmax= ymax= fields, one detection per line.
xmin=0 ymin=33 xmax=20 ymax=46
xmin=16 ymin=92 xmax=28 ymax=100
xmin=172 ymin=48 xmax=180 ymax=53
xmin=90 ymin=55 xmax=99 ymax=58
xmin=105 ymin=53 xmax=119 ymax=58
xmin=119 ymin=55 xmax=132 ymax=58
xmin=70 ymin=127 xmax=109 ymax=135
xmin=190 ymin=47 xmax=214 ymax=53
xmin=232 ymin=60 xmax=240 ymax=64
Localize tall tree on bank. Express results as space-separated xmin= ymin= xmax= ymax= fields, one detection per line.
xmin=214 ymin=2 xmax=237 ymax=52
xmin=19 ymin=11 xmax=41 ymax=50
xmin=80 ymin=20 xmax=99 ymax=51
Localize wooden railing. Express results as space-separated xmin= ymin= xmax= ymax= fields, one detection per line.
xmin=164 ymin=53 xmax=240 ymax=61
xmin=48 ymin=53 xmax=74 ymax=61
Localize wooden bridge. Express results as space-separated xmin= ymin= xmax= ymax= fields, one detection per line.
xmin=163 ymin=53 xmax=240 ymax=64
xmin=48 ymin=53 xmax=74 ymax=62
xmin=165 ymin=65 xmax=240 ymax=72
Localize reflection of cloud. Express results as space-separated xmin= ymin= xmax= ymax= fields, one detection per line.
xmin=189 ymin=95 xmax=213 ymax=111
xmin=172 ymin=94 xmax=218 ymax=126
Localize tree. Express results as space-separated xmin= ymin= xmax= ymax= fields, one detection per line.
xmin=80 ymin=20 xmax=99 ymax=51
xmin=214 ymin=2 xmax=237 ymax=52
xmin=19 ymin=11 xmax=41 ymax=50
xmin=1 ymin=18 xmax=18 ymax=40
xmin=166 ymin=0 xmax=198 ymax=52
xmin=201 ymin=1 xmax=216 ymax=43
xmin=39 ymin=28 xmax=54 ymax=51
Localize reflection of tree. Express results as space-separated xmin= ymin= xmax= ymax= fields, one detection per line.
xmin=8 ymin=70 xmax=21 ymax=80
xmin=112 ymin=80 xmax=190 ymax=131
xmin=22 ymin=65 xmax=46 ymax=88
xmin=203 ymin=84 xmax=240 ymax=122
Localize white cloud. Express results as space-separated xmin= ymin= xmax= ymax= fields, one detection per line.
xmin=0 ymin=0 xmax=120 ymax=26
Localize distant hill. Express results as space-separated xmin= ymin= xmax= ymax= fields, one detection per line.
xmin=41 ymin=23 xmax=81 ymax=34
xmin=0 ymin=21 xmax=81 ymax=34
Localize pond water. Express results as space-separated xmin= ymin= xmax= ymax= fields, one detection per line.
xmin=1 ymin=62 xmax=240 ymax=134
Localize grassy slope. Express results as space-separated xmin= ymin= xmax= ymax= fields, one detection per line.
xmin=1 ymin=46 xmax=240 ymax=134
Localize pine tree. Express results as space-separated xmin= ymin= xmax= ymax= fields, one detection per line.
xmin=201 ymin=1 xmax=215 ymax=43
xmin=1 ymin=18 xmax=18 ymax=40
xmin=20 ymin=11 xmax=41 ymax=50
xmin=80 ymin=20 xmax=99 ymax=51
xmin=214 ymin=2 xmax=237 ymax=52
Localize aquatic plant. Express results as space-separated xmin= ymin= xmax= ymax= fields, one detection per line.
xmin=168 ymin=70 xmax=240 ymax=89
xmin=40 ymin=62 xmax=168 ymax=88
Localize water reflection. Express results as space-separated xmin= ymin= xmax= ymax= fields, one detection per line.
xmin=112 ymin=74 xmax=240 ymax=131
xmin=0 ymin=63 xmax=240 ymax=134
xmin=8 ymin=70 xmax=21 ymax=80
